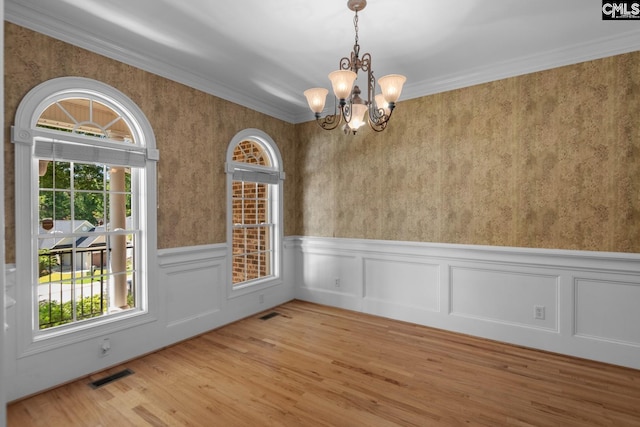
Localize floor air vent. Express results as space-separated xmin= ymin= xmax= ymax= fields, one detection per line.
xmin=259 ymin=311 xmax=280 ymax=321
xmin=89 ymin=368 xmax=134 ymax=389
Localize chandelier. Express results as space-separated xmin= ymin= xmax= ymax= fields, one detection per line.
xmin=304 ymin=0 xmax=406 ymax=135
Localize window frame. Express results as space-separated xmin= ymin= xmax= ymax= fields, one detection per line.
xmin=12 ymin=77 xmax=159 ymax=356
xmin=225 ymin=129 xmax=285 ymax=298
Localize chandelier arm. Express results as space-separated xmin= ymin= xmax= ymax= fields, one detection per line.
xmin=367 ymin=110 xmax=391 ymax=132
xmin=339 ymin=56 xmax=352 ymax=71
xmin=342 ymin=102 xmax=354 ymax=125
xmin=366 ymin=63 xmax=375 ymax=108
xmin=360 ymin=52 xmax=371 ymax=73
xmin=368 ymin=120 xmax=389 ymax=132
xmin=368 ymin=100 xmax=397 ymax=132
xmin=314 ymin=95 xmax=344 ymax=130
xmin=316 ymin=113 xmax=342 ymax=131
xmin=365 ymin=61 xmax=381 ymax=123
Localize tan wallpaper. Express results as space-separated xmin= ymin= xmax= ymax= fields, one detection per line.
xmin=296 ymin=52 xmax=640 ymax=252
xmin=4 ymin=23 xmax=640 ymax=259
xmin=4 ymin=23 xmax=298 ymax=262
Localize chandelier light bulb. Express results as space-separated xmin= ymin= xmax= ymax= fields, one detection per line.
xmin=378 ymin=74 xmax=407 ymax=104
xmin=304 ymin=88 xmax=329 ymax=114
xmin=348 ymin=103 xmax=368 ymax=131
xmin=328 ymin=70 xmax=357 ymax=100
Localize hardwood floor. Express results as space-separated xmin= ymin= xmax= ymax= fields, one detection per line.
xmin=8 ymin=300 xmax=640 ymax=426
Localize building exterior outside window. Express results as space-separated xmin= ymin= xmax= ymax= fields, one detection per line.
xmin=225 ymin=129 xmax=284 ymax=295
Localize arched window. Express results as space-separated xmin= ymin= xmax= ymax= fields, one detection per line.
xmin=12 ymin=77 xmax=158 ymax=349
xmin=226 ymin=129 xmax=284 ymax=295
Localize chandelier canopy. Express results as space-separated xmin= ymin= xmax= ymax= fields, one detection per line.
xmin=304 ymin=0 xmax=406 ymax=135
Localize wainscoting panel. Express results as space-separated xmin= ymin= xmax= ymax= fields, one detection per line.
xmin=575 ymin=276 xmax=640 ymax=347
xmin=159 ymin=245 xmax=225 ymax=327
xmin=363 ymin=257 xmax=440 ymax=311
xmin=300 ymin=251 xmax=360 ymax=294
xmin=291 ymin=236 xmax=640 ymax=370
xmin=163 ymin=260 xmax=223 ymax=327
xmin=450 ymin=266 xmax=559 ymax=331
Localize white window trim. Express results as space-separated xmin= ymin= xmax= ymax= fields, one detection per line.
xmin=225 ymin=129 xmax=285 ymax=299
xmin=12 ymin=77 xmax=159 ymax=356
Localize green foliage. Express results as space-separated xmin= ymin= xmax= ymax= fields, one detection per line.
xmin=39 ymin=295 xmax=107 ymax=329
xmin=38 ymin=249 xmax=59 ymax=277
xmin=39 ymin=161 xmax=132 ymax=226
xmin=39 ymin=290 xmax=136 ymax=329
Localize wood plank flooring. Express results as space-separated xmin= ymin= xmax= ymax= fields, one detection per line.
xmin=8 ymin=300 xmax=640 ymax=426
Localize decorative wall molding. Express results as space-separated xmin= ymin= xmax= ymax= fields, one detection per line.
xmin=159 ymin=244 xmax=226 ymax=328
xmin=5 ymin=237 xmax=640 ymax=401
xmin=290 ymin=236 xmax=640 ymax=370
xmin=158 ymin=243 xmax=226 ymax=268
xmin=4 ymin=243 xmax=293 ymax=401
xmin=574 ymin=277 xmax=640 ymax=347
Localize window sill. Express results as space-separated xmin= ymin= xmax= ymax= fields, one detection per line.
xmin=228 ymin=276 xmax=283 ymax=299
xmin=19 ymin=309 xmax=157 ymax=358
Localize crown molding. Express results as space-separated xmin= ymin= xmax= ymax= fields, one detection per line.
xmin=401 ymin=29 xmax=640 ymax=102
xmin=8 ymin=0 xmax=640 ymax=125
xmin=5 ymin=1 xmax=299 ymax=124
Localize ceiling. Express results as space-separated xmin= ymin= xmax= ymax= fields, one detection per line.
xmin=6 ymin=0 xmax=640 ymax=124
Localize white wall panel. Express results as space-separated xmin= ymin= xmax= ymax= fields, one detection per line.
xmin=301 ymin=252 xmax=359 ymax=295
xmin=291 ymin=236 xmax=640 ymax=370
xmin=575 ymin=278 xmax=640 ymax=346
xmin=159 ymin=245 xmax=225 ymax=327
xmin=450 ymin=266 xmax=558 ymax=331
xmin=165 ymin=263 xmax=222 ymax=326
xmin=364 ymin=258 xmax=439 ymax=312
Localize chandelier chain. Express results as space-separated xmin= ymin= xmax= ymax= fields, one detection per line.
xmin=353 ymin=10 xmax=359 ymax=47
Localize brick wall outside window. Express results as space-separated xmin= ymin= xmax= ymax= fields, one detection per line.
xmin=231 ymin=140 xmax=273 ymax=285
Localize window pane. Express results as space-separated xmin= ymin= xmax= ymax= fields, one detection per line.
xmin=257 ymin=226 xmax=268 ymax=251
xmin=52 ymin=162 xmax=72 ymax=189
xmin=261 ymin=251 xmax=272 ymax=276
xmin=232 ymin=140 xmax=271 ymax=166
xmin=73 ymin=163 xmax=106 ymax=191
xmin=38 ymin=161 xmax=53 ymax=187
xmin=232 ymin=255 xmax=246 ymax=284
xmin=245 ymin=228 xmax=257 ymax=254
xmin=38 ymin=98 xmax=134 ymax=142
xmin=232 ymin=198 xmax=243 ymax=225
xmin=246 ymin=253 xmax=260 ymax=281
xmin=232 ymin=181 xmax=243 ymax=196
xmin=243 ymin=181 xmax=256 ymax=198
xmin=52 ymin=191 xmax=71 ymax=222
xmin=39 ymin=190 xmax=54 ymax=231
xmin=73 ymin=192 xmax=104 ymax=230
xmin=232 ymin=228 xmax=245 ymax=255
